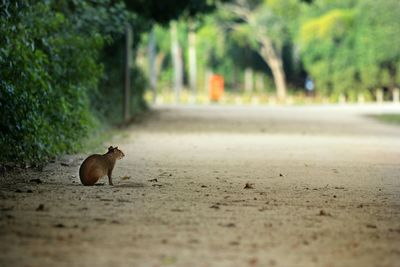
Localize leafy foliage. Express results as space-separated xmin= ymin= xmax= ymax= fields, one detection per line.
xmin=0 ymin=0 xmax=139 ymax=163
xmin=354 ymin=0 xmax=400 ymax=89
xmin=298 ymin=0 xmax=400 ymax=99
xmin=0 ymin=1 xmax=103 ymax=163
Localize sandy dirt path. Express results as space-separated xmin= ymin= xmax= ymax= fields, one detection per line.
xmin=1 ymin=104 xmax=400 ymax=267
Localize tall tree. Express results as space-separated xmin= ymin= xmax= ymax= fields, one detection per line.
xmin=188 ymin=21 xmax=198 ymax=101
xmin=124 ymin=24 xmax=133 ymax=121
xmin=170 ymin=22 xmax=184 ymax=103
xmin=148 ymin=27 xmax=157 ymax=102
xmin=222 ymin=0 xmax=292 ymax=101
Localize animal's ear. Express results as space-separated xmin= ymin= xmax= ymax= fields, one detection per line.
xmin=108 ymin=146 xmax=114 ymax=151
xmin=115 ymin=146 xmax=118 ymax=149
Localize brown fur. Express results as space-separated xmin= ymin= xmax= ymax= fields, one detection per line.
xmin=79 ymin=146 xmax=124 ymax=186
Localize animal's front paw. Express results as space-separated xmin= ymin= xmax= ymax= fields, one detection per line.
xmin=109 ymin=182 xmax=114 ymax=186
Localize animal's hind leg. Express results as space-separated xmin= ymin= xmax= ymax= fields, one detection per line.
xmin=82 ymin=175 xmax=101 ymax=186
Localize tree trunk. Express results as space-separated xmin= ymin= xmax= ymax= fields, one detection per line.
xmin=393 ymin=88 xmax=400 ymax=103
xmin=155 ymin=52 xmax=165 ymax=75
xmin=205 ymin=69 xmax=213 ymax=94
xmin=148 ymin=28 xmax=157 ymax=103
xmin=376 ymin=88 xmax=383 ymax=103
xmin=244 ymin=68 xmax=254 ymax=93
xmin=188 ymin=22 xmax=197 ymax=103
xmin=225 ymin=1 xmax=288 ymax=102
xmin=259 ymin=36 xmax=287 ymax=101
xmin=269 ymin=59 xmax=287 ymax=101
xmin=255 ymin=73 xmax=264 ymax=92
xmin=170 ymin=22 xmax=183 ymax=104
xmin=124 ymin=24 xmax=132 ymax=121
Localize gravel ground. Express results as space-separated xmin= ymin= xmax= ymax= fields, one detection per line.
xmin=1 ymin=104 xmax=400 ymax=267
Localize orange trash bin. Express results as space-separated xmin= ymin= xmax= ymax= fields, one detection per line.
xmin=209 ymin=75 xmax=224 ymax=102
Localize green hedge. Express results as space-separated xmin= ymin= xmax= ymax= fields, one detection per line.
xmin=0 ymin=1 xmax=147 ymax=164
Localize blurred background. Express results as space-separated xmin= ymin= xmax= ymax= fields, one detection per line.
xmin=1 ymin=0 xmax=399 ymax=164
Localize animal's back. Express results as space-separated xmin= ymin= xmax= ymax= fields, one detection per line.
xmin=79 ymin=154 xmax=107 ymax=186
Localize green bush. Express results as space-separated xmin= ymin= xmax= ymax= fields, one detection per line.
xmin=0 ymin=1 xmax=146 ymax=164
xmin=0 ymin=2 xmax=102 ymax=163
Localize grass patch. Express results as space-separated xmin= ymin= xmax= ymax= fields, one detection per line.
xmin=80 ymin=124 xmax=133 ymax=155
xmin=81 ymin=126 xmax=116 ymax=154
xmin=370 ymin=114 xmax=400 ymax=125
xmin=80 ymin=109 xmax=152 ymax=154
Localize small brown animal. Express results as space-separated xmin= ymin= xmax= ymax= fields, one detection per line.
xmin=79 ymin=146 xmax=125 ymax=186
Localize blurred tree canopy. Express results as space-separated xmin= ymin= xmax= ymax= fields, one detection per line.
xmin=147 ymin=0 xmax=399 ymax=102
xmin=299 ymin=0 xmax=400 ymax=99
